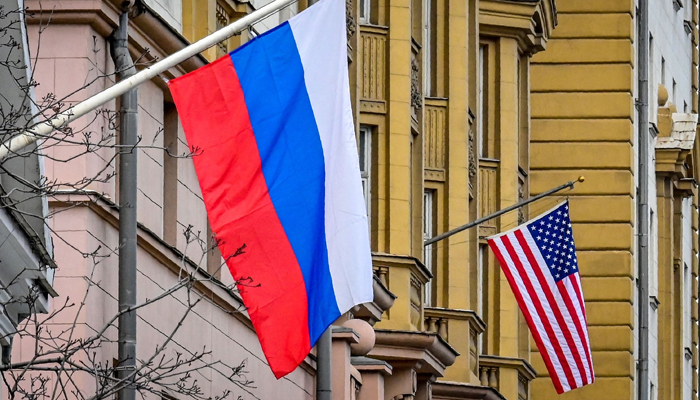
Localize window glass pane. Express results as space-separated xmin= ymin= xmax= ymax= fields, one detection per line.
xmin=359 ymin=129 xmax=367 ymax=174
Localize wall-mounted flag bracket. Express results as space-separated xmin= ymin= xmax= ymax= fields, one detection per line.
xmin=423 ymin=176 xmax=586 ymax=247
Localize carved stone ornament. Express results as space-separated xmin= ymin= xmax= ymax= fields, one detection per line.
xmin=410 ymin=56 xmax=423 ymax=116
xmin=346 ymin=0 xmax=356 ymax=42
xmin=517 ymin=184 xmax=525 ymax=224
xmin=468 ymin=128 xmax=477 ymax=182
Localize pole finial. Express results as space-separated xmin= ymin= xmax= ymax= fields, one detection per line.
xmin=577 ymin=176 xmax=585 ymax=183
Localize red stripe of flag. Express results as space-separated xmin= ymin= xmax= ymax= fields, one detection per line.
xmin=567 ymin=276 xmax=595 ymax=378
xmin=513 ymin=230 xmax=588 ymax=386
xmin=500 ymin=235 xmax=578 ymax=391
xmin=487 ymin=202 xmax=595 ymax=394
xmin=487 ymin=239 xmax=567 ymax=394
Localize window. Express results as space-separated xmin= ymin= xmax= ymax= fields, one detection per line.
xmin=163 ymin=103 xmax=178 ymax=245
xmin=423 ymin=0 xmax=436 ymax=96
xmin=359 ymin=125 xmax=372 ymax=222
xmin=661 ymin=57 xmax=666 ymax=88
xmin=673 ymin=79 xmax=677 ymax=106
xmin=649 ymin=34 xmax=655 ymax=114
xmin=359 ymin=0 xmax=371 ymax=23
xmin=216 ymin=2 xmax=229 ymax=57
xmin=478 ymin=45 xmax=487 ymax=157
xmin=423 ymin=190 xmax=434 ymax=305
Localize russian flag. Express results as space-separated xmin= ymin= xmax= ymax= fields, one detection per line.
xmin=168 ymin=0 xmax=373 ymax=379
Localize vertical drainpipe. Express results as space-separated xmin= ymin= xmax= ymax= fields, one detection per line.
xmin=110 ymin=9 xmax=138 ymax=400
xmin=637 ymin=0 xmax=650 ymax=398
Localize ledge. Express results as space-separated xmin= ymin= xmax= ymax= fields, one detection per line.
xmin=370 ymin=329 xmax=459 ymax=377
xmin=432 ymin=381 xmax=506 ymax=400
xmin=479 ymin=354 xmax=537 ymax=381
xmin=479 ymin=0 xmax=557 ymax=54
xmin=47 ymin=191 xmax=319 ymax=373
xmin=25 ymin=0 xmax=207 ymax=82
xmin=424 ymin=307 xmax=486 ymax=334
xmin=372 ymin=252 xmax=432 ymax=282
xmin=351 ymin=356 xmax=393 ymax=376
xmin=353 ymin=275 xmax=397 ymax=325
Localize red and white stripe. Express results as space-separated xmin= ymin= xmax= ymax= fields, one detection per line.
xmin=488 ymin=228 xmax=594 ymax=394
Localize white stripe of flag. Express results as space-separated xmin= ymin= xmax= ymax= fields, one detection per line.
xmin=487 ymin=201 xmax=594 ymax=394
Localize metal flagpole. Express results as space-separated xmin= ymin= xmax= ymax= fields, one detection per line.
xmin=0 ymin=0 xmax=296 ymax=161
xmin=424 ymin=177 xmax=586 ymax=246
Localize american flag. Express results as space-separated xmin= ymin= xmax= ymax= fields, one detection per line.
xmin=487 ymin=201 xmax=594 ymax=394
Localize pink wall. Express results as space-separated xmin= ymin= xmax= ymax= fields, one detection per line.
xmin=13 ymin=12 xmax=315 ymax=400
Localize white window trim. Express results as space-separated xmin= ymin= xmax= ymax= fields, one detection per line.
xmin=359 ymin=125 xmax=372 ymax=224
xmin=423 ymin=0 xmax=432 ymax=96
xmin=423 ymin=190 xmax=434 ymax=306
xmin=359 ymin=0 xmax=371 ymax=23
xmin=478 ymin=45 xmax=486 ymax=158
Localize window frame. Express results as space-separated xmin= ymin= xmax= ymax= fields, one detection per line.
xmin=359 ymin=125 xmax=372 ymax=225
xmin=359 ymin=0 xmax=371 ymax=24
xmin=478 ymin=44 xmax=487 ymax=158
xmin=423 ymin=189 xmax=435 ymax=306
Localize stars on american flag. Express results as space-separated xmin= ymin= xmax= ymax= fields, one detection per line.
xmin=527 ymin=202 xmax=578 ymax=282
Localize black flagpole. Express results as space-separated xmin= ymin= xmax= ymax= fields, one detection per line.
xmin=424 ymin=177 xmax=586 ymax=247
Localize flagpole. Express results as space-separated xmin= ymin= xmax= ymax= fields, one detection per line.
xmin=0 ymin=0 xmax=296 ymax=161
xmin=424 ymin=177 xmax=586 ymax=246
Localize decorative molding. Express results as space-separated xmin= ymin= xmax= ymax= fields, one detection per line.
xmin=360 ymin=26 xmax=387 ymax=113
xmin=518 ymin=373 xmax=528 ymax=400
xmin=673 ymin=0 xmax=684 ymax=12
xmin=517 ymin=182 xmax=525 ymax=225
xmin=425 ymin=98 xmax=447 ymax=178
xmin=479 ymin=158 xmax=500 ymax=229
xmin=25 ymin=0 xmax=206 ymax=81
xmin=469 ymin=128 xmax=477 ymax=183
xmin=479 ymin=354 xmax=537 ymax=382
xmin=424 ymin=168 xmax=445 ymax=181
xmin=478 ymin=0 xmax=555 ymax=55
xmin=346 ymin=0 xmax=356 ymax=43
xmin=684 ymin=20 xmax=693 ymax=34
xmin=353 ymin=275 xmax=396 ymax=325
xmin=650 ymin=295 xmax=661 ymax=311
xmin=371 ymin=329 xmax=459 ymax=376
xmin=411 ymin=54 xmax=423 ymax=121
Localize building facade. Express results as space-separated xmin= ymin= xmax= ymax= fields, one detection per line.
xmin=530 ymin=0 xmax=700 ymax=399
xmin=12 ymin=0 xmax=700 ymax=400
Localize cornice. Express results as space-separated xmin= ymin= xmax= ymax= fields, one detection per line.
xmin=479 ymin=354 xmax=537 ymax=381
xmin=353 ymin=275 xmax=397 ymax=325
xmin=432 ymin=381 xmax=506 ymax=400
xmin=479 ymin=0 xmax=557 ymax=54
xmin=372 ymin=251 xmax=432 ymax=283
xmin=370 ymin=329 xmax=459 ymax=377
xmin=424 ymin=307 xmax=486 ymax=334
xmin=48 ymin=192 xmax=323 ymax=374
xmin=25 ymin=0 xmax=207 ymax=89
